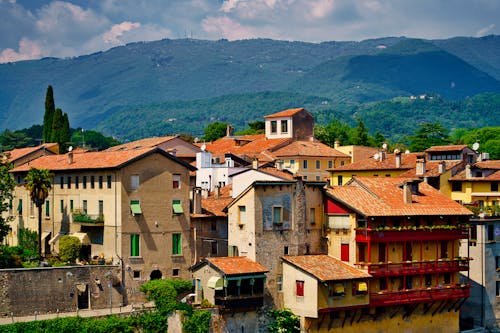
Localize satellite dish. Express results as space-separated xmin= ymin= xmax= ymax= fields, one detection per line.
xmin=201 ymin=144 xmax=206 ymax=151
xmin=68 ymin=146 xmax=73 ymax=152
xmin=405 ymin=150 xmax=410 ymax=154
xmin=382 ymin=143 xmax=388 ymax=150
xmin=373 ymin=153 xmax=380 ymax=161
xmin=394 ymin=148 xmax=400 ymax=154
xmin=472 ymin=142 xmax=480 ymax=151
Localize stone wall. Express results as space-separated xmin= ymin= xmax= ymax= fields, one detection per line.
xmin=0 ymin=265 xmax=123 ymax=316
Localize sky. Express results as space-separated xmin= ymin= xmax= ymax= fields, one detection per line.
xmin=1 ymin=0 xmax=499 ymax=63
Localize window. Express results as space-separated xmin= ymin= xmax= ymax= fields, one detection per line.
xmin=98 ymin=200 xmax=103 ymax=217
xmin=60 ymin=200 xmax=64 ymax=213
xmin=17 ymin=199 xmax=22 ymax=214
xmin=328 ymin=160 xmax=333 ymax=169
xmin=290 ymin=160 xmax=295 ymax=168
xmin=90 ymin=176 xmax=95 ymax=189
xmin=211 ymin=241 xmax=218 ymax=255
xmin=277 ymin=275 xmax=283 ymax=292
xmin=270 ymin=120 xmax=277 ymax=133
xmin=452 ymin=182 xmax=463 ymax=192
xmin=173 ymin=174 xmax=181 ymax=189
xmin=60 ymin=176 xmax=64 ymax=189
xmin=82 ymin=200 xmax=87 ymax=214
xmin=330 ymin=282 xmax=345 ymax=297
xmin=130 ymin=200 xmax=142 ymax=215
xmin=316 ymin=160 xmax=320 ymax=169
xmin=488 ymin=224 xmax=495 ymax=242
xmin=425 ymin=274 xmax=432 ymax=287
xmin=303 ymin=160 xmax=308 ymax=169
xmin=98 ymin=176 xmax=103 ymax=189
xmin=45 ymin=200 xmax=50 ymax=217
xmin=130 ymin=175 xmax=139 ymax=190
xmin=284 ymin=246 xmax=289 ymax=255
xmin=310 ymin=208 xmax=316 ymax=224
xmin=172 ymin=233 xmax=182 ymax=255
xmin=492 ymin=182 xmax=499 ymax=192
xmin=211 ymin=220 xmax=217 ymax=231
xmin=316 ymin=176 xmax=320 ymax=181
xmin=70 ymin=200 xmax=74 ymax=212
xmin=67 ymin=176 xmax=71 ymax=189
xmin=173 ymin=268 xmax=179 ymax=277
xmin=273 ymin=206 xmax=283 ymax=224
xmin=470 ymin=224 xmax=477 ymax=241
xmin=296 ymin=280 xmax=304 ymax=297
xmin=173 ymin=200 xmax=183 ymax=214
xmin=497 ymin=281 xmax=500 ymax=297
xmin=281 ymin=120 xmax=288 ymax=133
xmin=379 ymin=278 xmax=387 ymax=291
xmin=130 ymin=234 xmax=140 ymax=257
xmin=133 ymin=270 xmax=141 ymax=280
xmin=107 ymin=175 xmax=112 ymax=189
xmin=338 ymin=175 xmax=343 ymax=186
xmin=75 ymin=176 xmax=79 ymax=189
xmin=443 ymin=273 xmax=451 ymax=285
xmin=82 ymin=176 xmax=87 ymax=189
xmin=238 ymin=206 xmax=246 ymax=225
xmin=30 ymin=201 xmax=34 ymax=216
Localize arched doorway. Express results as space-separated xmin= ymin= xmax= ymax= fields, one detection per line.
xmin=150 ymin=270 xmax=162 ymax=280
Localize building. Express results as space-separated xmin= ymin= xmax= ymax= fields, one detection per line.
xmin=2 ymin=143 xmax=59 ymax=167
xmin=191 ymin=256 xmax=268 ymax=332
xmin=9 ymin=147 xmax=196 ymax=303
xmin=318 ymin=177 xmax=472 ymax=332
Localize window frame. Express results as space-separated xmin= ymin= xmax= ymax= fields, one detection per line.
xmin=130 ymin=175 xmax=139 ymax=190
xmin=296 ymin=280 xmax=304 ymax=297
xmin=130 ymin=234 xmax=140 ymax=257
xmin=280 ymin=120 xmax=288 ymax=133
xmin=272 ymin=206 xmax=283 ymax=225
xmin=173 ymin=174 xmax=181 ymax=189
xmin=270 ymin=120 xmax=277 ymax=134
xmin=172 ymin=233 xmax=182 ymax=255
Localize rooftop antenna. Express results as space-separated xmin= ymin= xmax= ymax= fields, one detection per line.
xmin=472 ymin=142 xmax=480 ymax=151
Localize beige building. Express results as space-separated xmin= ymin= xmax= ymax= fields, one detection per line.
xmin=9 ymin=147 xmax=196 ymax=303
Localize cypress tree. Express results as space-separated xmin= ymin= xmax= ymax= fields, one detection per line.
xmin=50 ymin=108 xmax=63 ymax=146
xmin=60 ymin=112 xmax=71 ymax=152
xmin=42 ymin=85 xmax=55 ymax=143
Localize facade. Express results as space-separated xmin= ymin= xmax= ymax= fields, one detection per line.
xmin=3 ymin=143 xmax=59 ymax=167
xmin=319 ymin=177 xmax=472 ymax=332
xmin=264 ymin=107 xmax=314 ymax=141
xmin=8 ymin=148 xmax=195 ymax=303
xmin=226 ymin=177 xmax=326 ymax=309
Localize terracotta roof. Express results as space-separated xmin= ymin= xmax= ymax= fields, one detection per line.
xmin=195 ymin=185 xmax=233 ymax=217
xmin=106 ymin=136 xmax=177 ymax=151
xmin=399 ymin=160 xmax=463 ymax=178
xmin=282 ymin=255 xmax=370 ymax=282
xmin=425 ymin=145 xmax=469 ymax=152
xmin=450 ymin=169 xmax=500 ymax=181
xmin=474 ymin=160 xmax=500 ymax=169
xmin=5 ymin=143 xmax=58 ymax=162
xmin=333 ymin=153 xmax=419 ymax=171
xmin=257 ymin=167 xmax=296 ymax=180
xmin=264 ymin=108 xmax=308 ymax=119
xmin=207 ymin=257 xmax=268 ymax=275
xmin=326 ymin=177 xmax=472 ymax=216
xmin=11 ymin=147 xmax=195 ymax=172
xmin=273 ymin=141 xmax=349 ymax=158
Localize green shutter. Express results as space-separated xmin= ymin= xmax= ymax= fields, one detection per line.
xmin=17 ymin=199 xmax=22 ymax=213
xmin=172 ymin=233 xmax=181 ymax=255
xmin=45 ymin=200 xmax=50 ymax=217
xmin=172 ymin=200 xmax=183 ymax=214
xmin=130 ymin=200 xmax=142 ymax=215
xmin=131 ymin=234 xmax=139 ymax=256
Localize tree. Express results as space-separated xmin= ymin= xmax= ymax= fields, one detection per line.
xmin=314 ymin=119 xmax=351 ymax=147
xmin=203 ymin=122 xmax=228 ymax=142
xmin=43 ymin=85 xmax=55 ymax=143
xmin=408 ymin=122 xmax=450 ymax=152
xmin=0 ymin=160 xmax=15 ymax=243
xmin=352 ymin=116 xmax=370 ymax=146
xmin=267 ymin=308 xmax=300 ymax=333
xmin=59 ymin=235 xmax=82 ymax=263
xmin=25 ymin=168 xmax=53 ymax=259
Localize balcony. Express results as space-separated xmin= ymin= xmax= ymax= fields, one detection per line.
xmin=214 ymin=294 xmax=264 ymax=308
xmin=72 ymin=210 xmax=104 ymax=225
xmin=370 ymin=284 xmax=470 ymax=307
xmin=355 ymin=226 xmax=468 ymax=242
xmin=356 ymin=258 xmax=470 ymax=277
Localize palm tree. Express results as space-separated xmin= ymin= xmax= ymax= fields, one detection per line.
xmin=25 ymin=168 xmax=53 ymax=260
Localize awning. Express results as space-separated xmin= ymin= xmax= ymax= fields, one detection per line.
xmin=173 ymin=200 xmax=183 ymax=214
xmin=207 ymin=276 xmax=223 ymax=290
xmin=225 ymin=274 xmax=266 ymax=281
xmin=72 ymin=232 xmax=90 ymax=245
xmin=334 ymin=283 xmax=345 ymax=294
xmin=41 ymin=231 xmax=51 ymax=240
xmin=130 ymin=200 xmax=142 ymax=215
xmin=49 ymin=233 xmax=63 ymax=245
xmin=357 ymin=282 xmax=368 ymax=292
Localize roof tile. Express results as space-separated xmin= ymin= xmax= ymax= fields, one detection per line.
xmin=207 ymin=257 xmax=268 ymax=275
xmin=282 ymin=255 xmax=370 ymax=281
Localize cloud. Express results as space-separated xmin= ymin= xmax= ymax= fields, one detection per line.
xmin=102 ymin=21 xmax=141 ymax=44
xmin=476 ymin=24 xmax=495 ymax=37
xmin=0 ymin=38 xmax=43 ymax=63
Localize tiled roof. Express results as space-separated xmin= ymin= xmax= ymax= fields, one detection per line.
xmin=106 ymin=136 xmax=177 ymax=151
xmin=399 ymin=160 xmax=463 ymax=178
xmin=326 ymin=177 xmax=472 ymax=216
xmin=257 ymin=167 xmax=296 ymax=180
xmin=450 ymin=169 xmax=500 ymax=181
xmin=11 ymin=147 xmax=195 ymax=172
xmin=333 ymin=153 xmax=419 ymax=171
xmin=264 ymin=108 xmax=308 ymax=119
xmin=474 ymin=160 xmax=500 ymax=169
xmin=5 ymin=143 xmax=58 ymax=162
xmin=207 ymin=257 xmax=268 ymax=275
xmin=273 ymin=141 xmax=349 ymax=158
xmin=425 ymin=145 xmax=469 ymax=152
xmin=282 ymin=255 xmax=370 ymax=282
xmin=196 ymin=185 xmax=233 ymax=217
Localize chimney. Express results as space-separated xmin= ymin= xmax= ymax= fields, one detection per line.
xmin=226 ymin=124 xmax=234 ymax=137
xmin=252 ymin=158 xmax=259 ymax=170
xmin=214 ymin=186 xmax=221 ymax=199
xmin=380 ymin=150 xmax=386 ymax=161
xmin=438 ymin=161 xmax=446 ymax=173
xmin=395 ymin=149 xmax=401 ymax=168
xmin=68 ymin=151 xmax=73 ymax=164
xmin=276 ymin=160 xmax=283 ymax=171
xmin=193 ymin=187 xmax=202 ymax=214
xmin=465 ymin=164 xmax=472 ymax=179
xmin=401 ymin=180 xmax=420 ymax=204
xmin=415 ymin=156 xmax=426 ymax=175
xmin=334 ymin=141 xmax=340 ymax=149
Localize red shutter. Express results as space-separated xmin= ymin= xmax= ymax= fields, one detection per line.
xmin=341 ymin=244 xmax=349 ymax=262
xmin=296 ymin=280 xmax=304 ymax=296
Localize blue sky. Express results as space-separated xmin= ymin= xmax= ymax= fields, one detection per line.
xmin=1 ymin=0 xmax=499 ymax=63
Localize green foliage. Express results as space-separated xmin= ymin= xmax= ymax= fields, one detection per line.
xmin=58 ymin=235 xmax=82 ymax=263
xmin=408 ymin=122 xmax=450 ymax=152
xmin=235 ymin=120 xmax=265 ymax=135
xmin=314 ymin=119 xmax=352 ymax=147
xmin=0 ymin=160 xmax=15 ymax=243
xmin=183 ymin=310 xmax=211 ymax=333
xmin=70 ymin=128 xmax=121 ymax=151
xmin=267 ymin=308 xmax=300 ymax=333
xmin=17 ymin=228 xmax=38 ymax=260
xmin=0 ymin=245 xmax=23 ymax=268
xmin=203 ymin=122 xmax=228 ymax=142
xmin=352 ymin=116 xmax=370 ymax=146
xmin=139 ymin=279 xmax=192 ymax=316
xmin=43 ymin=85 xmax=55 ymax=144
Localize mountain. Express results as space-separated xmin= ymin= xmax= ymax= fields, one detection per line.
xmin=1 ymin=36 xmax=500 ymax=140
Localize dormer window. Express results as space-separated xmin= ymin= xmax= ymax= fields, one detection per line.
xmin=271 ymin=121 xmax=277 ymax=134
xmin=281 ymin=120 xmax=288 ymax=133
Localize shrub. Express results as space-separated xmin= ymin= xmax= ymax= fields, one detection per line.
xmin=139 ymin=279 xmax=192 ymax=315
xmin=183 ymin=310 xmax=211 ymax=333
xmin=267 ymin=308 xmax=300 ymax=333
xmin=58 ymin=235 xmax=81 ymax=263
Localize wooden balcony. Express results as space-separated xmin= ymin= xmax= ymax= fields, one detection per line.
xmin=355 ymin=226 xmax=468 ymax=242
xmin=356 ymin=258 xmax=470 ymax=277
xmin=370 ymin=284 xmax=470 ymax=307
xmin=214 ymin=294 xmax=264 ymax=309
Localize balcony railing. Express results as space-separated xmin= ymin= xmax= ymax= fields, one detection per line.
xmin=356 ymin=258 xmax=470 ymax=277
xmin=72 ymin=211 xmax=104 ymax=224
xmin=355 ymin=226 xmax=468 ymax=242
xmin=214 ymin=294 xmax=264 ymax=308
xmin=369 ymin=284 xmax=470 ymax=307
